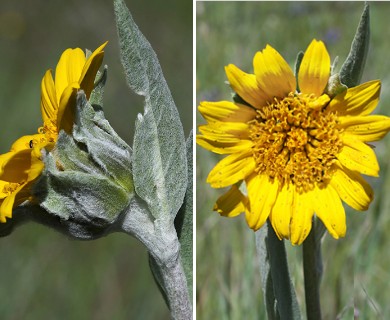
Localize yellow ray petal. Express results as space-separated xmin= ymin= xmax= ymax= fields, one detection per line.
xmin=0 ymin=213 xmax=6 ymax=223
xmin=198 ymin=122 xmax=252 ymax=153
xmin=0 ymin=181 xmax=30 ymax=221
xmin=40 ymin=69 xmax=57 ymax=125
xmin=198 ymin=101 xmax=256 ymax=123
xmin=269 ymin=183 xmax=294 ymax=240
xmin=330 ymin=164 xmax=373 ymax=211
xmin=198 ymin=121 xmax=250 ymax=139
xmin=214 ymin=185 xmax=246 ymax=217
xmin=298 ymin=40 xmax=330 ymax=97
xmin=0 ymin=153 xmax=15 ymax=177
xmin=225 ymin=64 xmax=266 ymax=108
xmin=10 ymin=135 xmax=38 ymax=152
xmin=0 ymin=191 xmax=16 ymax=220
xmin=57 ymin=85 xmax=78 ymax=133
xmin=338 ymin=115 xmax=390 ymax=142
xmin=328 ymin=80 xmax=380 ymax=116
xmin=0 ymin=180 xmax=9 ymax=199
xmin=312 ymin=185 xmax=346 ymax=239
xmin=79 ymin=42 xmax=107 ymax=98
xmin=338 ymin=135 xmax=379 ymax=177
xmin=253 ymin=45 xmax=296 ymax=101
xmin=196 ymin=135 xmax=253 ymax=155
xmin=245 ymin=173 xmax=278 ymax=231
xmin=290 ymin=189 xmax=314 ymax=245
xmin=27 ymin=153 xmax=45 ymax=182
xmin=0 ymin=149 xmax=31 ymax=182
xmin=29 ymin=133 xmax=48 ymax=149
xmin=196 ymin=130 xmax=247 ymax=144
xmin=55 ymin=48 xmax=86 ymax=104
xmin=207 ymin=151 xmax=256 ymax=188
xmin=0 ymin=134 xmax=43 ymax=173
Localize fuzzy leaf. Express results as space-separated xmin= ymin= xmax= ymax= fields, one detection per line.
xmin=174 ymin=131 xmax=193 ymax=300
xmin=256 ymin=221 xmax=302 ymax=320
xmin=90 ymin=66 xmax=108 ymax=109
xmin=147 ymin=132 xmax=193 ymax=310
xmin=340 ymin=3 xmax=370 ymax=87
xmin=114 ymin=0 xmax=187 ymax=220
xmin=72 ymin=92 xmax=133 ymax=192
xmin=37 ymin=154 xmax=129 ymax=226
xmin=294 ymin=51 xmax=304 ymax=92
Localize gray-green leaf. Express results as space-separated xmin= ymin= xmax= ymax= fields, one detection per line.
xmin=114 ymin=0 xmax=187 ymax=221
xmin=174 ymin=130 xmax=193 ymax=300
xmin=72 ymin=93 xmax=134 ymax=192
xmin=90 ymin=66 xmax=108 ymax=109
xmin=294 ymin=51 xmax=304 ymax=92
xmin=339 ymin=3 xmax=370 ymax=88
xmin=38 ymin=154 xmax=129 ymax=226
xmin=256 ymin=221 xmax=302 ymax=320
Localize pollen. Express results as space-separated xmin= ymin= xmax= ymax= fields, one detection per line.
xmin=250 ymin=92 xmax=343 ymax=193
xmin=2 ymin=182 xmax=22 ymax=195
xmin=39 ymin=123 xmax=56 ymax=144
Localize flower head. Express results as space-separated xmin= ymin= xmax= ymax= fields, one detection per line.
xmin=197 ymin=39 xmax=390 ymax=244
xmin=41 ymin=41 xmax=107 ymax=135
xmin=0 ymin=42 xmax=107 ymax=222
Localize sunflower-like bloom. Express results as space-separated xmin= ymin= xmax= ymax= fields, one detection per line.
xmin=197 ymin=39 xmax=390 ymax=245
xmin=0 ymin=42 xmax=107 ymax=222
xmin=41 ymin=41 xmax=107 ymax=136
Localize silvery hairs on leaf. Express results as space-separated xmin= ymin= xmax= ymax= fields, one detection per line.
xmin=339 ymin=2 xmax=370 ymax=88
xmin=114 ymin=2 xmax=191 ymax=318
xmin=90 ymin=65 xmax=108 ymax=109
xmin=33 ymin=91 xmax=134 ymax=236
xmin=149 ymin=130 xmax=194 ymax=302
xmin=114 ymin=0 xmax=188 ymax=222
xmin=175 ymin=130 xmax=193 ymax=300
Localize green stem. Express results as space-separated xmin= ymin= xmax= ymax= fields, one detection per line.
xmin=157 ymin=255 xmax=192 ymax=320
xmin=303 ymin=222 xmax=323 ymax=320
xmin=118 ymin=201 xmax=192 ymax=319
xmin=256 ymin=221 xmax=301 ymax=320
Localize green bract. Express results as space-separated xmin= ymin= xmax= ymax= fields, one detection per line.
xmin=33 ymin=91 xmax=134 ymax=230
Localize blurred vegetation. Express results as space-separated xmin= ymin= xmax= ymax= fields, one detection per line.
xmin=0 ymin=0 xmax=191 ymax=319
xmin=197 ymin=2 xmax=390 ymax=319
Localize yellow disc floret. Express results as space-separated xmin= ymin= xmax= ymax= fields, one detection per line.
xmin=250 ymin=92 xmax=343 ymax=193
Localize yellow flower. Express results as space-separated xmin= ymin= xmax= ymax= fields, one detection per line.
xmin=197 ymin=39 xmax=390 ymax=245
xmin=0 ymin=42 xmax=107 ymax=222
xmin=41 ymin=41 xmax=107 ymax=135
xmin=0 ymin=135 xmax=47 ymax=222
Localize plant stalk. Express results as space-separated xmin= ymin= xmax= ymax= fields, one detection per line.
xmin=303 ymin=223 xmax=323 ymax=320
xmin=118 ymin=200 xmax=192 ymax=319
xmin=157 ymin=254 xmax=192 ymax=320
xmin=256 ymin=220 xmax=302 ymax=320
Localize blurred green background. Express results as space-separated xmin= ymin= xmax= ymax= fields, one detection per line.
xmin=197 ymin=2 xmax=390 ymax=319
xmin=0 ymin=0 xmax=191 ymax=319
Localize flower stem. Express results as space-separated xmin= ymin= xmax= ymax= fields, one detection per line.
xmin=256 ymin=221 xmax=302 ymax=319
xmin=156 ymin=255 xmax=192 ymax=320
xmin=118 ymin=199 xmax=192 ymax=319
xmin=303 ymin=222 xmax=323 ymax=320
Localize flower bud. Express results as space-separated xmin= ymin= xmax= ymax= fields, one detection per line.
xmin=33 ymin=91 xmax=133 ymax=231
